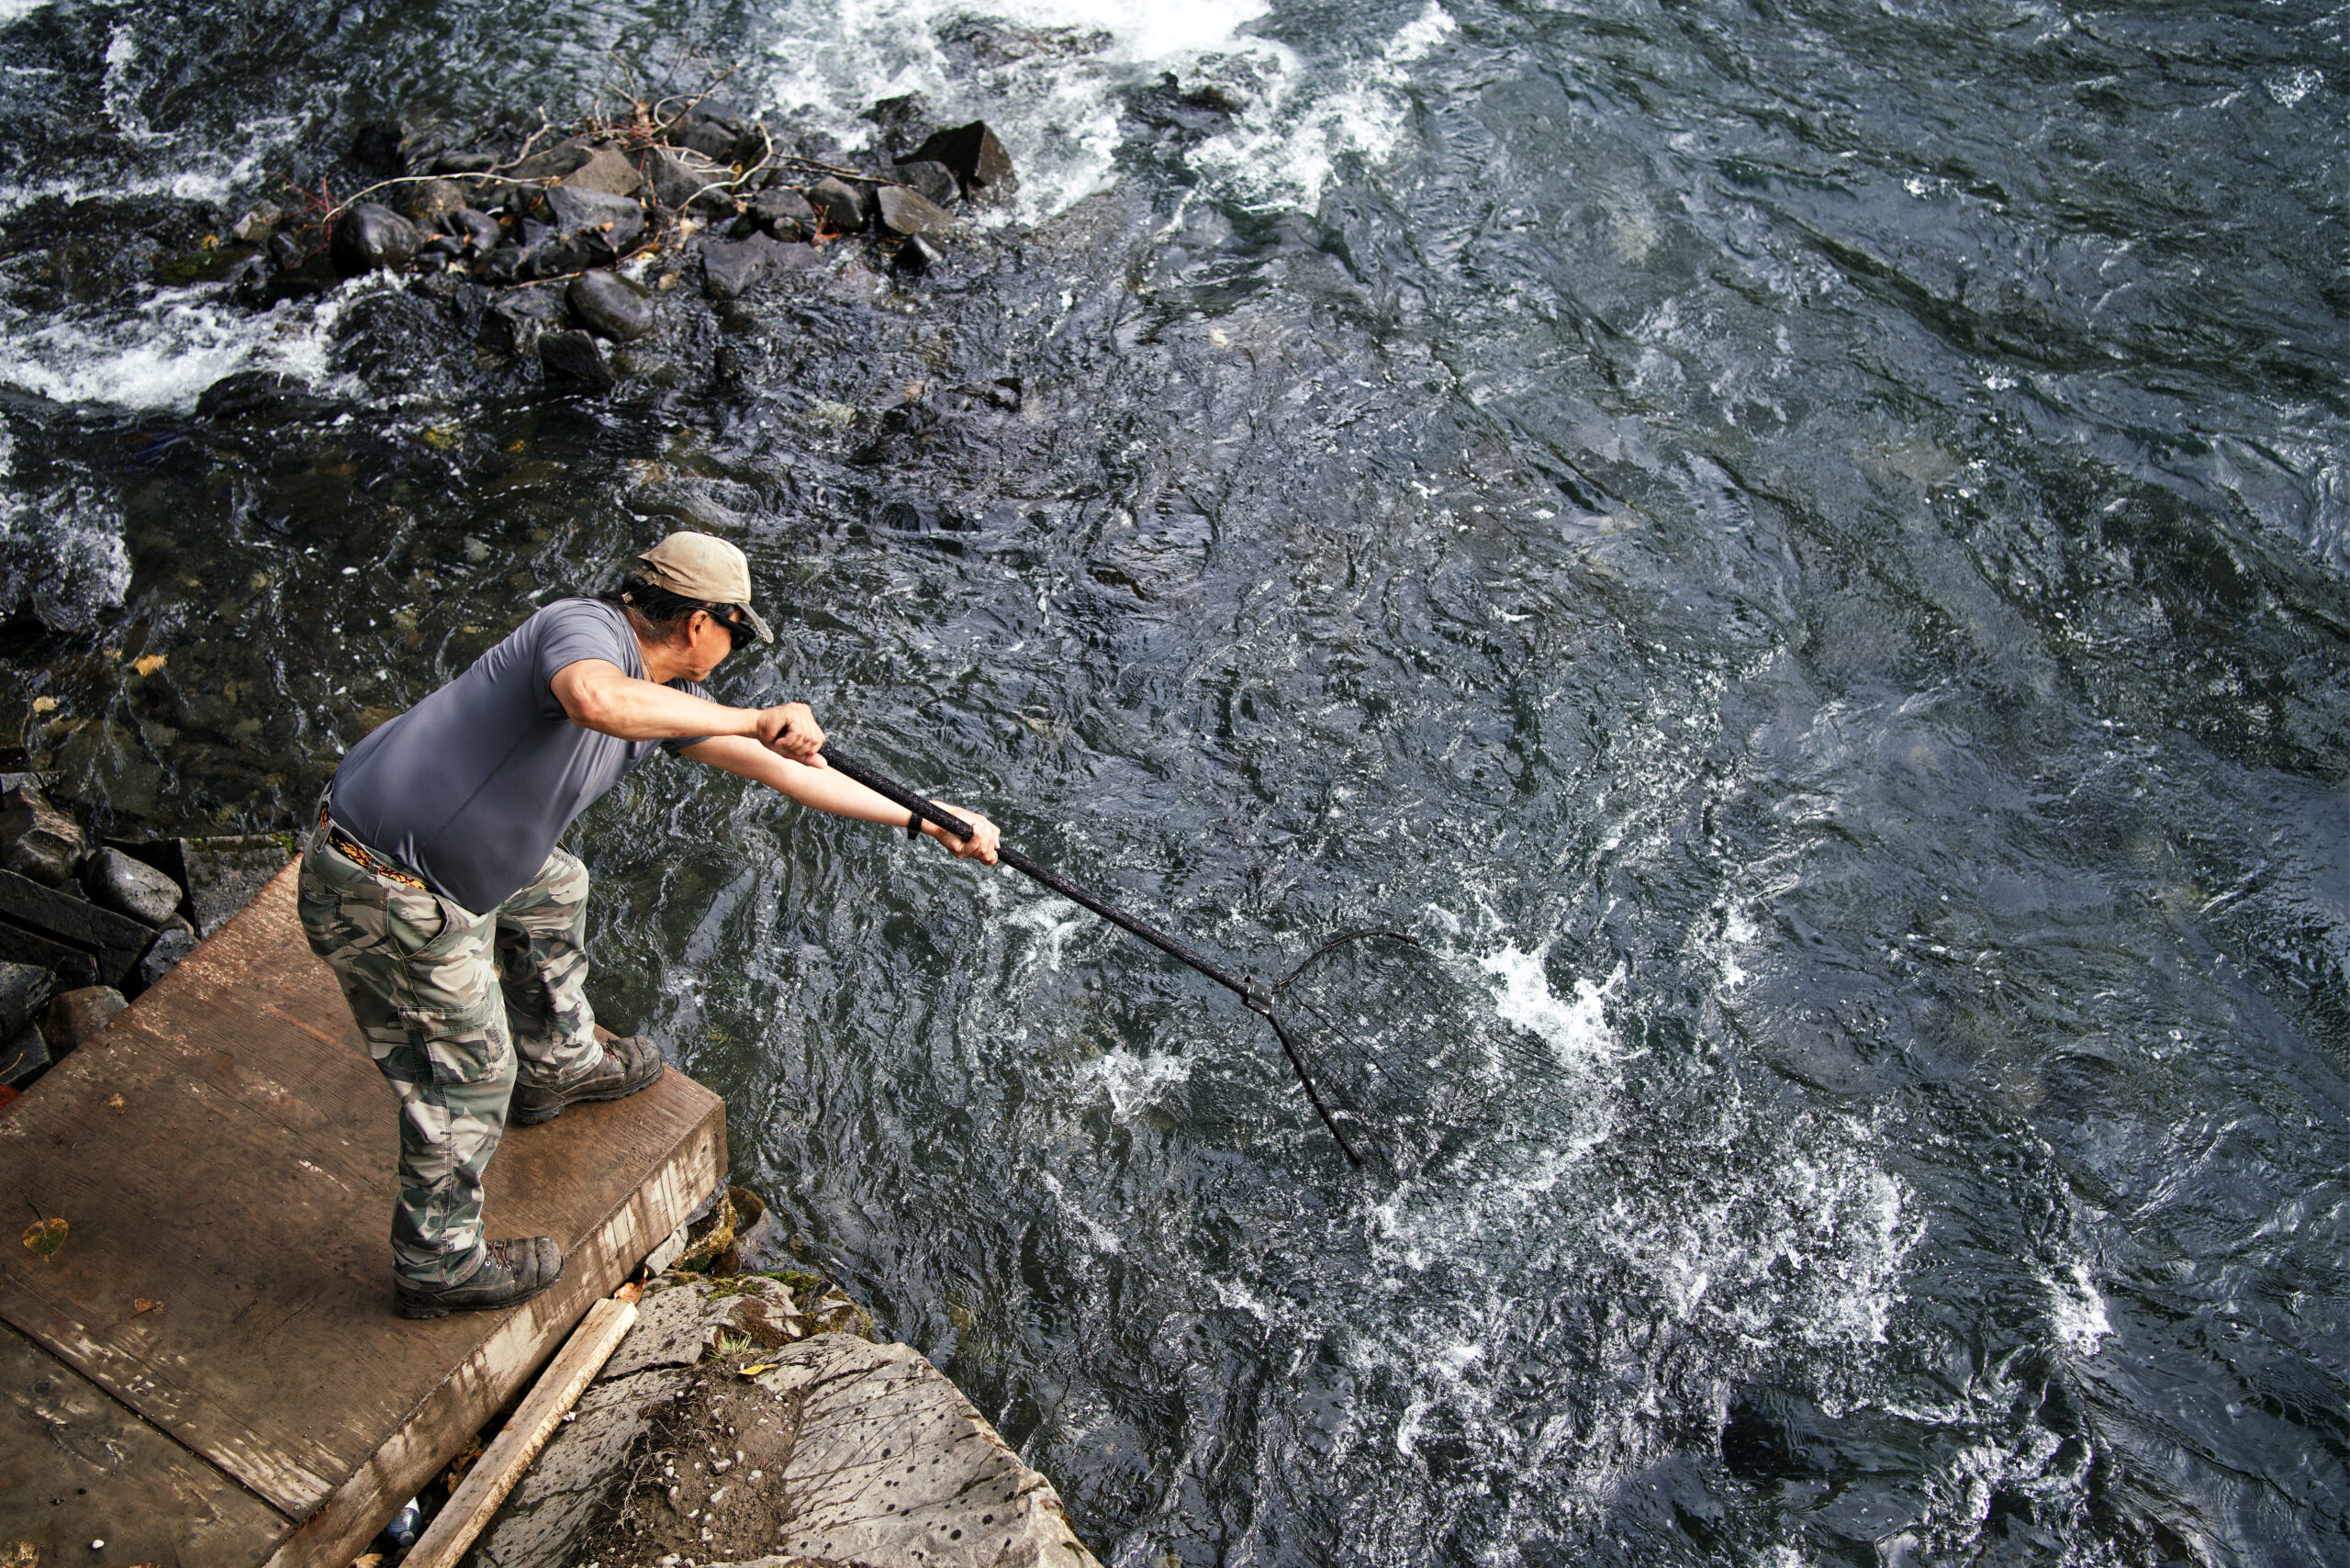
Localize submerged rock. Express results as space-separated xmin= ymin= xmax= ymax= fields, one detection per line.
xmin=539 ymin=330 xmax=616 ymax=391
xmin=330 ymin=202 xmax=422 ymax=275
xmin=350 ymin=118 xmax=408 ymax=174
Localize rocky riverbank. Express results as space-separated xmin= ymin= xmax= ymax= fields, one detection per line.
xmin=0 ymin=776 xmax=286 ymax=1103
xmin=195 ymin=89 xmax=1017 ymax=396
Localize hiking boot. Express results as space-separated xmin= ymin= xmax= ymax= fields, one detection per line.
xmin=393 ymin=1236 xmax=564 ymax=1320
xmin=510 ymin=1034 xmax=666 ymax=1126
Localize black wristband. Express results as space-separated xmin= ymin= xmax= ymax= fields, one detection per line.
xmin=906 ymin=809 xmax=923 ymax=840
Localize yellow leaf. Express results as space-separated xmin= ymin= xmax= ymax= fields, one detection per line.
xmin=132 ymin=654 xmax=167 ymax=678
xmin=506 ymin=439 xmax=526 ymax=453
xmin=422 ymin=424 xmax=460 ymax=450
xmin=134 ymin=1297 xmax=162 ymax=1314
xmin=740 ymin=1362 xmax=778 ymax=1376
xmin=29 ymin=696 xmax=54 ymax=713
xmin=21 ymin=1217 xmax=66 ymax=1260
xmin=106 ymin=1093 xmax=124 ymax=1112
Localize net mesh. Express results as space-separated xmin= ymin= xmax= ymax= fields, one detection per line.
xmin=1265 ymin=930 xmax=1561 ymax=1177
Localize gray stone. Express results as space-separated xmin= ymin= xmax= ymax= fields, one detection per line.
xmin=894 ymin=232 xmax=946 ymax=277
xmin=0 ymin=959 xmax=52 ymax=1037
xmin=82 ymin=847 xmax=182 ymax=927
xmin=700 ymin=233 xmax=799 ymax=301
xmin=135 ymin=919 xmax=196 ymax=991
xmin=539 ymin=330 xmax=616 ymax=391
xmin=566 ymin=270 xmax=654 ymax=342
xmin=891 ymin=159 xmax=960 ymax=207
xmin=41 ymin=986 xmax=126 ymax=1053
xmin=182 ymin=835 xmax=290 ymax=938
xmin=398 ymin=178 xmax=468 ymax=226
xmin=0 ymin=786 xmax=84 ymax=889
xmin=446 ymin=207 xmax=502 ymax=252
xmin=600 ymin=1275 xmax=806 ymax=1382
xmin=806 ymin=176 xmax=867 ymax=232
xmin=0 ymin=1023 xmax=49 ymax=1089
xmin=432 ymin=150 xmax=500 ymax=175
xmin=643 ymin=148 xmax=734 ymax=215
xmin=506 ymin=144 xmax=592 ymax=183
xmin=745 ymin=185 xmax=815 ymax=242
xmin=229 ymin=205 xmax=284 ymax=243
xmin=538 ymin=185 xmax=644 ymax=258
xmin=330 ymin=202 xmax=421 ymax=275
xmin=874 ymin=183 xmax=955 ymax=237
xmin=558 ymin=145 xmax=643 ymax=198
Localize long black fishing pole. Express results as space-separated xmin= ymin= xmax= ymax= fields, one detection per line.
xmin=819 ymin=741 xmax=1375 ymax=1165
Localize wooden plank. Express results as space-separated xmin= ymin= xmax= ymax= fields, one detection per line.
xmin=0 ymin=1318 xmax=292 ymax=1567
xmin=0 ymin=859 xmax=728 ymax=1568
xmin=403 ymin=1296 xmax=638 ymax=1568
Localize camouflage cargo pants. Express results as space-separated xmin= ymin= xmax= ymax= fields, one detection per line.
xmin=297 ymin=818 xmax=603 ymax=1286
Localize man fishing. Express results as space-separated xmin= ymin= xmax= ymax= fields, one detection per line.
xmin=297 ymin=532 xmax=1000 ymax=1319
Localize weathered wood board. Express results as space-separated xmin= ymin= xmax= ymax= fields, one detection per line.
xmin=0 ymin=861 xmax=726 ymax=1568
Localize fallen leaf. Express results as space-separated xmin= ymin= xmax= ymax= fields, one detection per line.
xmin=134 ymin=1297 xmax=162 ymax=1314
xmin=106 ymin=1093 xmax=125 ymax=1112
xmin=131 ymin=654 xmax=167 ymax=677
xmin=29 ymin=696 xmax=54 ymax=714
xmin=506 ymin=439 xmax=525 ymax=453
xmin=421 ymin=424 xmax=460 ymax=450
xmin=740 ymin=1363 xmax=778 ymax=1376
xmin=21 ymin=1217 xmax=66 ymax=1260
xmin=352 ymin=1554 xmax=385 ymax=1568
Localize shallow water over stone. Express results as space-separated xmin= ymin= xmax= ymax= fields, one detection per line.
xmin=0 ymin=1 xmax=2344 ymax=1562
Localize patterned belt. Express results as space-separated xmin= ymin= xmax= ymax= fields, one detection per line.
xmin=318 ymin=800 xmax=430 ymax=891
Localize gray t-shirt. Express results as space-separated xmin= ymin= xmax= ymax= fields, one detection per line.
xmin=330 ymin=598 xmax=710 ymax=913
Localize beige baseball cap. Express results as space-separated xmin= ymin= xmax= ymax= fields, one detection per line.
xmin=634 ymin=532 xmax=775 ymax=644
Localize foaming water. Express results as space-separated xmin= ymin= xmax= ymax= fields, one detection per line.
xmin=0 ymin=281 xmax=352 ymax=410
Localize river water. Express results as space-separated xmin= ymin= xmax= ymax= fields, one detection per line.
xmin=2 ymin=1 xmax=2345 ymax=1562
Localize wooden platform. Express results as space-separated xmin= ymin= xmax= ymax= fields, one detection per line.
xmin=0 ymin=861 xmax=725 ymax=1567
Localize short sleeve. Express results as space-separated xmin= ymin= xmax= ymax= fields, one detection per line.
xmin=533 ymin=599 xmax=641 ymax=700
xmin=659 ymin=678 xmax=712 ymax=756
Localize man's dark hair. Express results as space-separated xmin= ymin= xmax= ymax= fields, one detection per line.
xmin=599 ymin=576 xmax=743 ymax=649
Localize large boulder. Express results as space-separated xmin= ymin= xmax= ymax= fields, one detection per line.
xmin=330 ymin=202 xmax=421 ymax=275
xmin=566 ymin=270 xmax=655 ymax=342
xmin=0 ymin=785 xmax=84 ymax=888
xmin=463 ymin=1276 xmax=1102 ymax=1568
xmin=539 ymin=185 xmax=644 ymax=253
xmin=908 ymin=120 xmax=1017 ymax=203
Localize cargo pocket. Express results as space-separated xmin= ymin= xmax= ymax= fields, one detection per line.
xmin=386 ymin=895 xmax=508 ymax=1088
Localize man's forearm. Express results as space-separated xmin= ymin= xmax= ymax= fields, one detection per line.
xmin=554 ymin=661 xmax=758 ymax=742
xmin=679 ymin=735 xmax=917 ymax=824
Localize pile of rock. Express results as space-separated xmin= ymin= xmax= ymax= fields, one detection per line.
xmin=214 ymin=96 xmax=1016 ymax=391
xmin=0 ymin=779 xmax=288 ymax=1098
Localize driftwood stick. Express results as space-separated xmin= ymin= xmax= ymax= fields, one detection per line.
xmin=401 ymin=1294 xmax=639 ymax=1568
